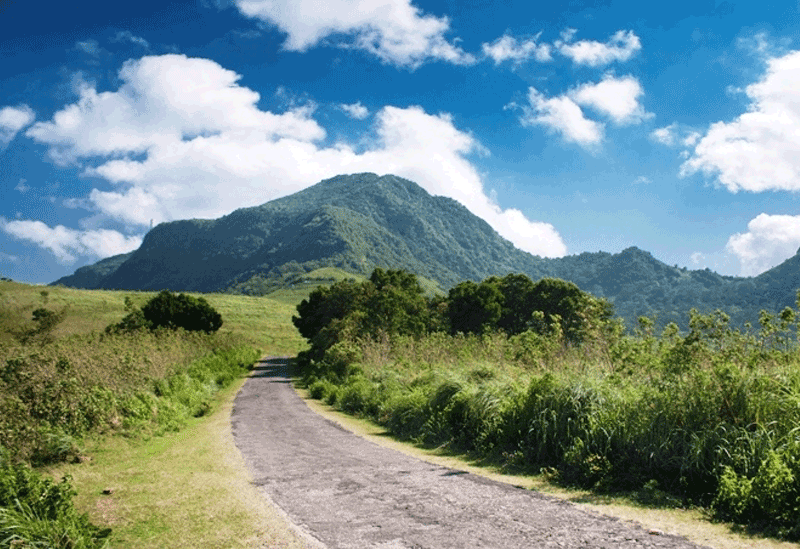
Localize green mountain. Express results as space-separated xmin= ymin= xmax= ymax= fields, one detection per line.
xmin=53 ymin=173 xmax=800 ymax=329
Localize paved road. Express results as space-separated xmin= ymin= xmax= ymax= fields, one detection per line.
xmin=232 ymin=358 xmax=710 ymax=549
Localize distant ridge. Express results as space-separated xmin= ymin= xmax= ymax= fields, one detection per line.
xmin=53 ymin=173 xmax=800 ymax=328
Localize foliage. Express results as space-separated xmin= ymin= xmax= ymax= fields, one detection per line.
xmin=141 ymin=291 xmax=223 ymax=333
xmin=301 ymin=298 xmax=800 ymax=540
xmin=293 ymin=268 xmax=436 ymax=373
xmin=446 ymin=280 xmax=502 ymax=335
xmin=447 ymin=274 xmax=613 ymax=344
xmin=52 ymin=173 xmax=800 ymax=334
xmin=0 ymin=447 xmax=110 ymax=548
xmin=12 ymin=306 xmax=67 ymax=346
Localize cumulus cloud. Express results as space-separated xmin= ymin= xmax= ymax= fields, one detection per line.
xmin=556 ymin=29 xmax=641 ymax=67
xmin=726 ymin=213 xmax=800 ymax=276
xmin=681 ymin=50 xmax=800 ymax=192
xmin=482 ymin=34 xmax=552 ymax=65
xmin=0 ymin=104 xmax=35 ymax=148
xmin=26 ymin=54 xmax=325 ymax=165
xmin=571 ymin=74 xmax=650 ymax=125
xmin=23 ymin=54 xmax=566 ymax=260
xmin=521 ymin=87 xmax=603 ymax=147
xmin=1 ymin=219 xmax=142 ymax=263
xmin=232 ymin=0 xmax=475 ymax=68
xmin=338 ymin=101 xmax=370 ymax=119
xmin=519 ymin=74 xmax=649 ymax=148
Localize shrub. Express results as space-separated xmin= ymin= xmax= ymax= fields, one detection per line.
xmin=141 ymin=291 xmax=223 ymax=333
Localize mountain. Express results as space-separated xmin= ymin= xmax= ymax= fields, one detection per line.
xmin=53 ymin=173 xmax=800 ymax=329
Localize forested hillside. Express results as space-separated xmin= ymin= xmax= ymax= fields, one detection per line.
xmin=52 ymin=173 xmax=800 ymax=330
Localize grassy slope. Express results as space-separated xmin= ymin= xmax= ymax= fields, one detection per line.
xmin=2 ymin=280 xmax=309 ymax=548
xmin=1 ymin=280 xmax=306 ymax=353
xmin=47 ymin=379 xmax=316 ymax=549
xmin=9 ymin=279 xmax=793 ymax=548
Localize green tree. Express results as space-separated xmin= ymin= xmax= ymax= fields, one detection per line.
xmin=446 ymin=280 xmax=503 ymax=335
xmin=140 ymin=291 xmax=223 ymax=333
xmin=293 ymin=279 xmax=367 ymax=341
xmin=362 ymin=268 xmax=429 ymax=336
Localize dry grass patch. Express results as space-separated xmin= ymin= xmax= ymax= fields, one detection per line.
xmin=48 ymin=378 xmax=315 ymax=549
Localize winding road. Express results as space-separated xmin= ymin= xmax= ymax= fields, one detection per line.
xmin=232 ymin=357 xmax=710 ymax=549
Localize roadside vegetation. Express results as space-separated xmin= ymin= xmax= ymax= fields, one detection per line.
xmin=0 ymin=280 xmax=305 ymax=549
xmin=294 ymin=269 xmax=800 ymax=541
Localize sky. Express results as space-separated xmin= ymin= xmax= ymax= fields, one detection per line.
xmin=2 ymin=0 xmax=800 ymax=284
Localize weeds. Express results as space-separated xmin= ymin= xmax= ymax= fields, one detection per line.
xmin=301 ymin=308 xmax=800 ymax=540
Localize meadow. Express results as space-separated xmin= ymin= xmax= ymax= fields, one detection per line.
xmin=0 ymin=280 xmax=306 ymax=548
xmin=4 ymin=273 xmax=800 ymax=546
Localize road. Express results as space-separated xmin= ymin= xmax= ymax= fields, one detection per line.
xmin=231 ymin=357 xmax=710 ymax=549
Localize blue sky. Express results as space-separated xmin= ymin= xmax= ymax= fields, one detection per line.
xmin=2 ymin=0 xmax=800 ymax=284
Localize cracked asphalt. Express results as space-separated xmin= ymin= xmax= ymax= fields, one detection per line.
xmin=232 ymin=357 xmax=711 ymax=549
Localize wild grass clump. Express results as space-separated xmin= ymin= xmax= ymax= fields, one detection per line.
xmin=300 ymin=307 xmax=800 ymax=540
xmin=0 ymin=332 xmax=259 ymax=464
xmin=0 ymin=448 xmax=110 ymax=548
xmin=0 ymin=282 xmax=270 ymax=548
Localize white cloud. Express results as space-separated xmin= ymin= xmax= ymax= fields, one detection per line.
xmin=338 ymin=101 xmax=370 ymax=119
xmin=0 ymin=252 xmax=20 ymax=264
xmin=518 ymin=75 xmax=649 ymax=148
xmin=681 ymin=50 xmax=800 ymax=192
xmin=482 ymin=34 xmax=551 ymax=65
xmin=1 ymin=219 xmax=142 ymax=263
xmin=75 ymin=39 xmax=102 ymax=57
xmin=15 ymin=179 xmax=29 ymax=193
xmin=633 ymin=176 xmax=651 ymax=185
xmin=112 ymin=31 xmax=150 ymax=49
xmin=651 ymin=123 xmax=700 ymax=147
xmin=726 ymin=213 xmax=800 ymax=276
xmin=651 ymin=124 xmax=677 ymax=146
xmin=22 ymin=54 xmax=566 ymax=260
xmin=233 ymin=0 xmax=475 ymax=68
xmin=571 ymin=74 xmax=650 ymax=125
xmin=26 ymin=54 xmax=325 ymax=165
xmin=556 ymin=30 xmax=641 ymax=67
xmin=690 ymin=251 xmax=705 ymax=265
xmin=0 ymin=104 xmax=35 ymax=147
xmin=521 ymin=87 xmax=603 ymax=147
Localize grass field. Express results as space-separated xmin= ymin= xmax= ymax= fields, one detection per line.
xmin=0 ymin=280 xmax=308 ymax=548
xmin=46 ymin=378 xmax=315 ymax=549
xmin=4 ymin=277 xmax=799 ymax=547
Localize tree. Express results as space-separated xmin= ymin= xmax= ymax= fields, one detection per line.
xmin=446 ymin=280 xmax=503 ymax=335
xmin=140 ymin=291 xmax=223 ymax=333
xmin=362 ymin=268 xmax=429 ymax=336
xmin=528 ymin=278 xmax=612 ymax=343
xmin=293 ymin=279 xmax=368 ymax=341
xmin=496 ymin=273 xmax=537 ymax=336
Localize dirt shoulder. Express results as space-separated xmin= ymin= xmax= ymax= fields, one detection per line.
xmin=232 ymin=358 xmax=718 ymax=549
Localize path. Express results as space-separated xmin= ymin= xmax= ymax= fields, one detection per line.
xmin=232 ymin=357 xmax=710 ymax=549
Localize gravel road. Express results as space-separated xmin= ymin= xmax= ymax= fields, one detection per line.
xmin=232 ymin=357 xmax=711 ymax=549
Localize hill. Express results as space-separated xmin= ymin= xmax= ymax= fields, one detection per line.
xmin=53 ymin=173 xmax=800 ymax=329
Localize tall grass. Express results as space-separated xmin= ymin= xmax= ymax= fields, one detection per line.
xmin=301 ymin=311 xmax=800 ymax=540
xmin=0 ymin=281 xmax=290 ymax=548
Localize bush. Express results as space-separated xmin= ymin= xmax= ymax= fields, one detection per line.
xmin=141 ymin=291 xmax=223 ymax=333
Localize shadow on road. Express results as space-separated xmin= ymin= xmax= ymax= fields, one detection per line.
xmin=250 ymin=357 xmax=293 ymax=381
